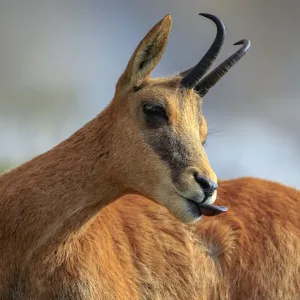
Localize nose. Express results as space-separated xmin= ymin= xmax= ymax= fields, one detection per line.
xmin=194 ymin=173 xmax=218 ymax=198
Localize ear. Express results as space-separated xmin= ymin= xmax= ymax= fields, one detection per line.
xmin=117 ymin=15 xmax=172 ymax=89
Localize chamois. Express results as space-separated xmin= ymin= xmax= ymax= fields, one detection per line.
xmin=0 ymin=13 xmax=299 ymax=300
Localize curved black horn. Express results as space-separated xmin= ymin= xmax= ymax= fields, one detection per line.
xmin=180 ymin=13 xmax=225 ymax=89
xmin=195 ymin=39 xmax=251 ymax=97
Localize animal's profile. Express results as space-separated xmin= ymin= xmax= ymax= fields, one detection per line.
xmin=0 ymin=13 xmax=299 ymax=300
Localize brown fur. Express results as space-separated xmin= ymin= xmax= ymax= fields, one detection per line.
xmin=0 ymin=14 xmax=299 ymax=300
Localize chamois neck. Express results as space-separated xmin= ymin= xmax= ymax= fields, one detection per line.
xmin=0 ymin=103 xmax=122 ymax=257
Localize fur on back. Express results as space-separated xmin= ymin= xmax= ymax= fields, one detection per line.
xmin=4 ymin=177 xmax=298 ymax=300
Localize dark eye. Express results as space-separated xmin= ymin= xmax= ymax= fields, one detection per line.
xmin=202 ymin=140 xmax=207 ymax=146
xmin=143 ymin=103 xmax=168 ymax=127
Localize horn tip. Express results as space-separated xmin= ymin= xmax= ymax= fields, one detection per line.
xmin=198 ymin=13 xmax=226 ymax=31
xmin=198 ymin=13 xmax=216 ymax=19
xmin=233 ymin=39 xmax=251 ymax=46
xmin=233 ymin=39 xmax=251 ymax=50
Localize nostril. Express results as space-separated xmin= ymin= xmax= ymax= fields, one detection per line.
xmin=194 ymin=173 xmax=218 ymax=197
xmin=194 ymin=174 xmax=211 ymax=190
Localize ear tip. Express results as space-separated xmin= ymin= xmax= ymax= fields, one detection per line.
xmin=164 ymin=14 xmax=172 ymax=20
xmin=161 ymin=14 xmax=173 ymax=26
xmin=154 ymin=14 xmax=172 ymax=34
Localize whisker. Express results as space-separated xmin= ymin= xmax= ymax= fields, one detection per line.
xmin=207 ymin=128 xmax=225 ymax=137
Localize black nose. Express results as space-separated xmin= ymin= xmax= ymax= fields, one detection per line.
xmin=194 ymin=174 xmax=218 ymax=198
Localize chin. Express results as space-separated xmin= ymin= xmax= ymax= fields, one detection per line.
xmin=166 ymin=190 xmax=221 ymax=223
xmin=167 ymin=197 xmax=203 ymax=224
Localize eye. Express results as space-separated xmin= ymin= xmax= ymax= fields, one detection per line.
xmin=142 ymin=103 xmax=168 ymax=126
xmin=202 ymin=140 xmax=207 ymax=146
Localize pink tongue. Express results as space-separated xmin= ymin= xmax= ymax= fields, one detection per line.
xmin=197 ymin=203 xmax=227 ymax=216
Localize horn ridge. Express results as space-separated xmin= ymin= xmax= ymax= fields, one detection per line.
xmin=195 ymin=39 xmax=251 ymax=97
xmin=180 ymin=13 xmax=226 ymax=89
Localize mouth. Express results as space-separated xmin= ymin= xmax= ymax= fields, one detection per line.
xmin=186 ymin=198 xmax=227 ymax=217
xmin=176 ymin=190 xmax=227 ymax=217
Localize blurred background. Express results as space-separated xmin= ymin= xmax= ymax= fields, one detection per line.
xmin=0 ymin=0 xmax=299 ymax=188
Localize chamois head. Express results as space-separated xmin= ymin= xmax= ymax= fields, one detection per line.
xmin=109 ymin=13 xmax=250 ymax=223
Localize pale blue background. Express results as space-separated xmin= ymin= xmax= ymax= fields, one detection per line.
xmin=0 ymin=0 xmax=299 ymax=188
